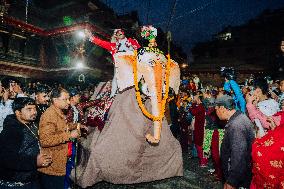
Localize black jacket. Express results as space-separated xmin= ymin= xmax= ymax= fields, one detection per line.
xmin=0 ymin=114 xmax=40 ymax=183
xmin=221 ymin=111 xmax=255 ymax=188
xmin=35 ymin=104 xmax=48 ymax=124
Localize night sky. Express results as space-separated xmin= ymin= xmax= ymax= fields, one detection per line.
xmin=101 ymin=0 xmax=284 ymax=56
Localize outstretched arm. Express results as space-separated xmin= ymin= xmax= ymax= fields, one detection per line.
xmin=90 ymin=36 xmax=116 ymax=52
xmin=86 ymin=31 xmax=116 ymax=52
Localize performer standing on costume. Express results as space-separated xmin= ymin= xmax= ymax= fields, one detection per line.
xmin=85 ymin=29 xmax=140 ymax=97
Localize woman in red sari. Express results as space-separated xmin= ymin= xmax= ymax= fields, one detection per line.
xmin=250 ymin=111 xmax=284 ymax=189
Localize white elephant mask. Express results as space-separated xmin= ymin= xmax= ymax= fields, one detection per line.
xmin=113 ymin=50 xmax=181 ymax=143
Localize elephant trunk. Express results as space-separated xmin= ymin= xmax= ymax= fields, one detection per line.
xmin=146 ymin=62 xmax=163 ymax=143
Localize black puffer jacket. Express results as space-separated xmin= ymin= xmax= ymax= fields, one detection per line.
xmin=0 ymin=114 xmax=40 ymax=183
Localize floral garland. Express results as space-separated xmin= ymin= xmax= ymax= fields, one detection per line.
xmin=132 ymin=50 xmax=171 ymax=122
xmin=138 ymin=47 xmax=164 ymax=56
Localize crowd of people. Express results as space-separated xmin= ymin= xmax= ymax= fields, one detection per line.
xmin=0 ymin=25 xmax=283 ymax=189
xmin=0 ymin=71 xmax=283 ymax=189
xmin=172 ymin=71 xmax=284 ymax=188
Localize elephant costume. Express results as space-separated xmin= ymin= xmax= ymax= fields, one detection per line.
xmin=73 ymin=50 xmax=183 ymax=188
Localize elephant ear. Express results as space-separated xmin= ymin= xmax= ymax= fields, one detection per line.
xmin=137 ymin=57 xmax=155 ymax=97
xmin=113 ymin=52 xmax=142 ymax=92
xmin=169 ymin=60 xmax=181 ymax=95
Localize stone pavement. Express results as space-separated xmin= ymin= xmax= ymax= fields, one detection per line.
xmin=81 ymin=155 xmax=223 ymax=189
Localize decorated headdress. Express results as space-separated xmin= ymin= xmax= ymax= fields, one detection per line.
xmin=141 ymin=25 xmax=157 ymax=41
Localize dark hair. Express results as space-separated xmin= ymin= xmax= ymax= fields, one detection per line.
xmin=50 ymin=88 xmax=68 ymax=102
xmin=36 ymin=84 xmax=50 ymax=94
xmin=192 ymin=91 xmax=204 ymax=102
xmin=16 ymin=79 xmax=23 ymax=88
xmin=68 ymin=88 xmax=79 ymax=97
xmin=1 ymin=77 xmax=22 ymax=90
xmin=12 ymin=97 xmax=35 ymax=113
xmin=211 ymin=89 xmax=218 ymax=97
xmin=215 ymin=95 xmax=235 ymax=110
xmin=1 ymin=77 xmax=12 ymax=90
xmin=253 ymin=78 xmax=269 ymax=95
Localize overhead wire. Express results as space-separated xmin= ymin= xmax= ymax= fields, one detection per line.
xmin=165 ymin=0 xmax=178 ymax=32
xmin=174 ymin=0 xmax=218 ymax=21
xmin=155 ymin=0 xmax=218 ymax=27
